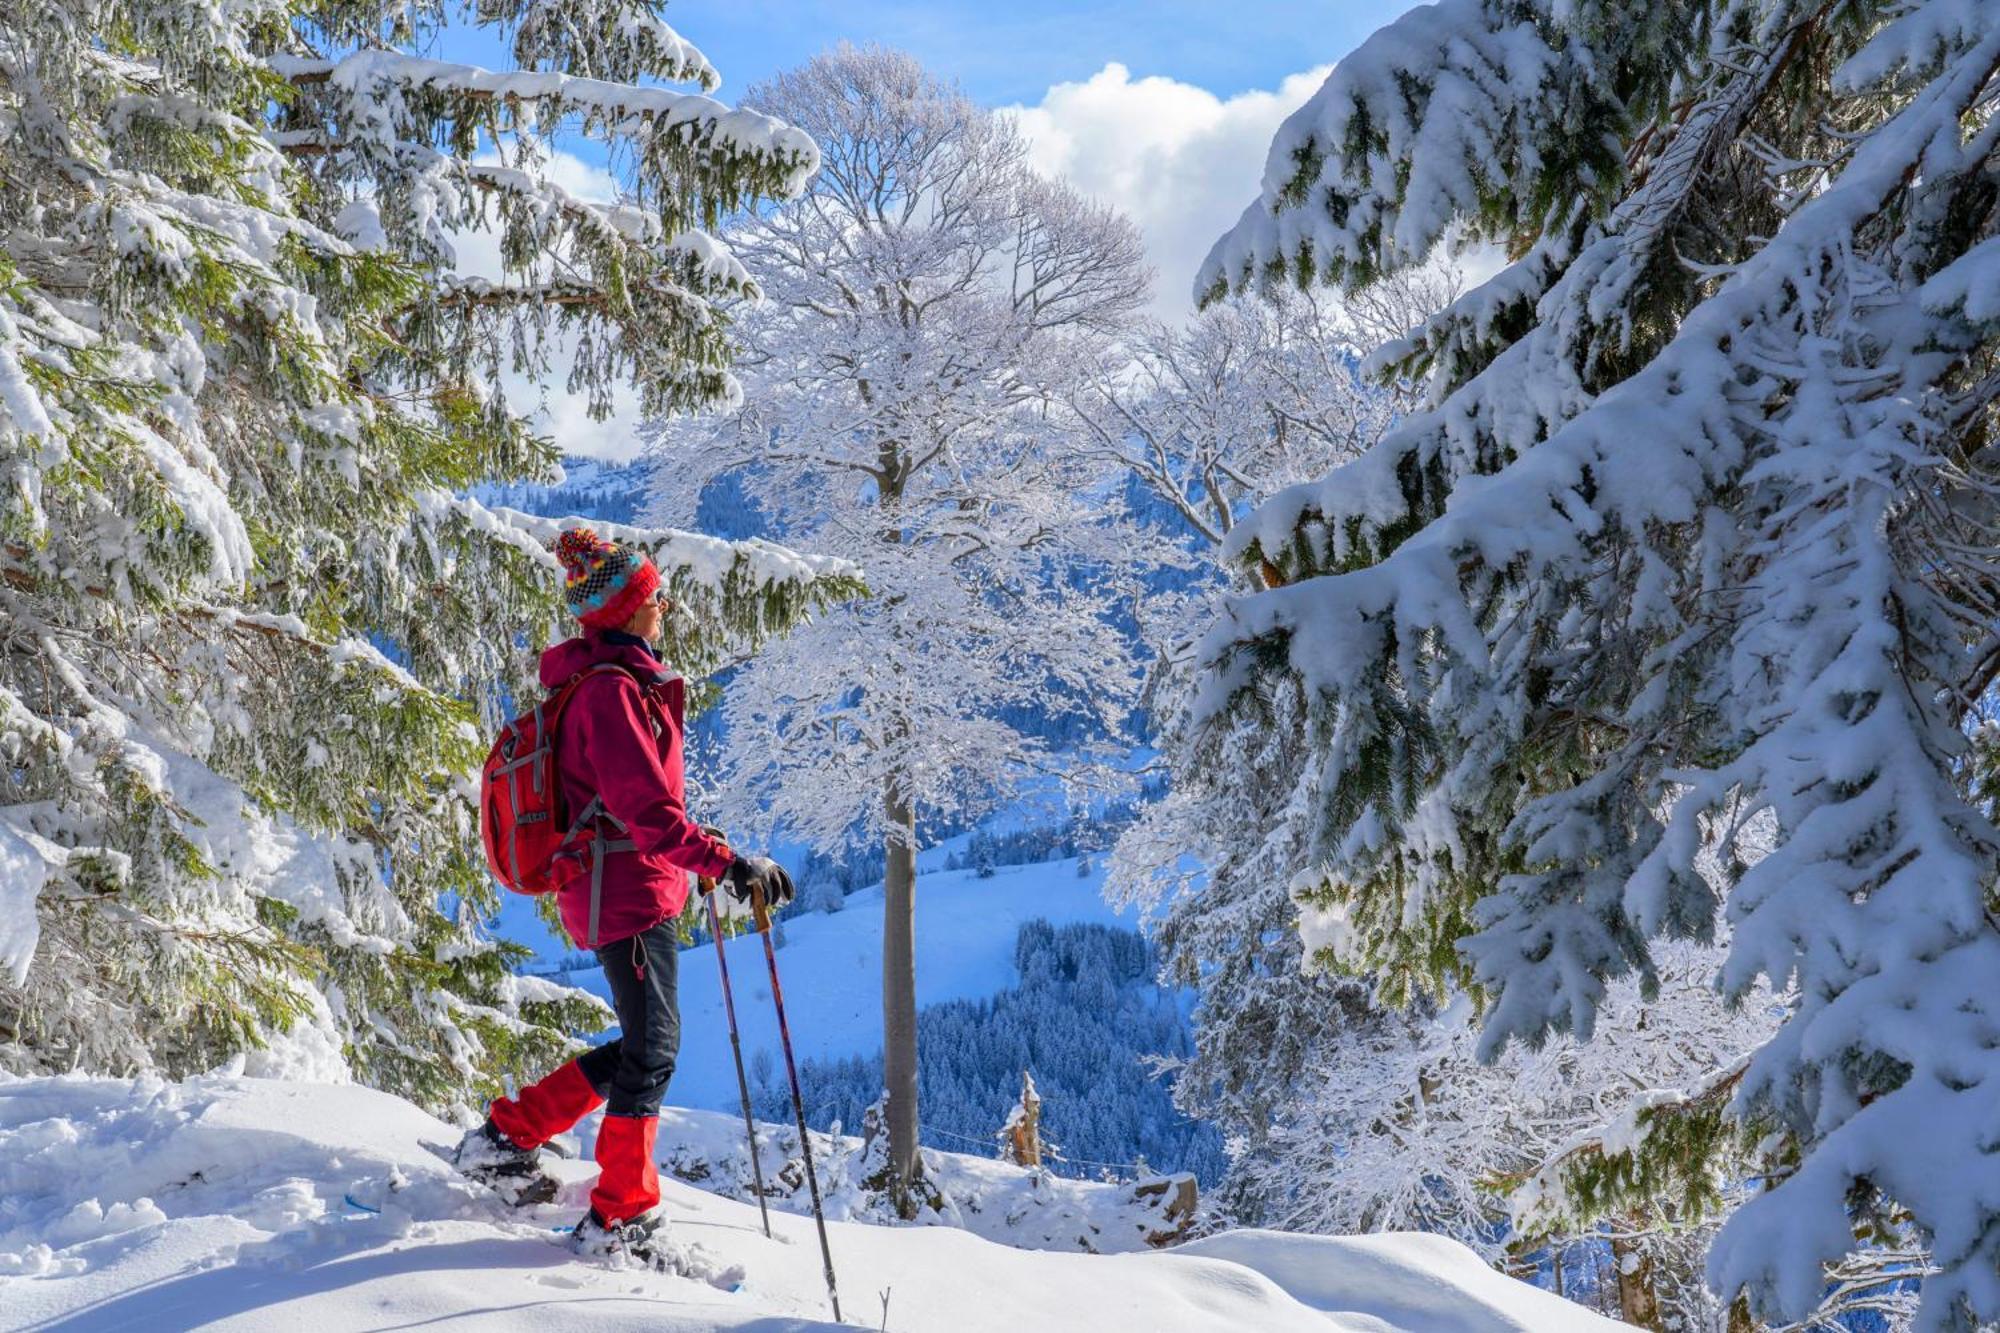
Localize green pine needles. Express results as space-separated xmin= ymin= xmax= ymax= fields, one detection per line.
xmin=1192 ymin=0 xmax=2000 ymax=1325
xmin=0 ymin=0 xmax=842 ymax=1113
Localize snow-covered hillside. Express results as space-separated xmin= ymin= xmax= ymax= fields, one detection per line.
xmin=511 ymin=852 xmax=1131 ymax=1114
xmin=469 ymin=456 xmax=650 ymax=526
xmin=0 ymin=1074 xmax=1628 ymax=1332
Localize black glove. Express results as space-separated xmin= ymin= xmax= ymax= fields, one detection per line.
xmin=722 ymin=853 xmax=796 ymax=908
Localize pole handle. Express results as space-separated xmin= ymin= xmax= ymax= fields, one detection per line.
xmin=750 ymin=881 xmax=773 ymax=935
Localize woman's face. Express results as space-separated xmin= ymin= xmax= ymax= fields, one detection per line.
xmin=622 ymin=587 xmax=671 ymax=643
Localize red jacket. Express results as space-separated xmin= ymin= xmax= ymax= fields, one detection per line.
xmin=541 ymin=632 xmax=734 ymax=948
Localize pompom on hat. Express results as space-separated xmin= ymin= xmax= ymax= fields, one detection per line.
xmin=553 ymin=528 xmax=661 ymax=631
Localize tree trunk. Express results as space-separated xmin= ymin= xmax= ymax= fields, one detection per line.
xmin=881 ymin=780 xmax=921 ymax=1216
xmin=1610 ymin=1233 xmax=1665 ymax=1331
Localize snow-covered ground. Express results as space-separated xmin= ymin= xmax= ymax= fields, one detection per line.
xmin=0 ymin=1074 xmax=1628 ymax=1331
xmin=654 ymin=1103 xmax=1200 ymax=1254
xmin=511 ymin=853 xmax=1131 ymax=1114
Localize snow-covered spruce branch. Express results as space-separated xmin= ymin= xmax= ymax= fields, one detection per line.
xmin=245 ymin=14 xmax=820 ymax=420
xmin=460 ymin=498 xmax=861 ymax=599
xmin=0 ymin=0 xmax=829 ymax=1111
xmin=430 ymin=272 xmax=700 ymax=311
xmin=1506 ymin=1055 xmax=1753 ymax=1243
xmin=485 ymin=0 xmax=721 ymax=93
xmin=1186 ymin=2 xmax=2000 ymax=1326
xmin=267 ymin=49 xmax=817 ymax=208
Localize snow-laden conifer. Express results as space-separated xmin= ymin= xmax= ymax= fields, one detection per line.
xmin=1192 ymin=2 xmax=2000 ymax=1324
xmin=0 ymin=0 xmax=843 ymax=1110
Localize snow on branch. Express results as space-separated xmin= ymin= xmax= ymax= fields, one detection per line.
xmin=460 ymin=159 xmax=659 ymax=246
xmin=1189 ymin=5 xmax=2000 ymax=1325
xmin=501 ymin=0 xmax=720 ymax=93
xmin=268 ymin=50 xmax=819 ymax=198
xmin=1195 ymin=0 xmax=1580 ymax=303
xmin=435 ymin=495 xmax=863 ymax=674
xmin=431 ymin=273 xmax=703 ymax=312
xmin=447 ymin=494 xmax=858 ymax=594
xmin=1505 ymin=1054 xmax=1752 ymax=1241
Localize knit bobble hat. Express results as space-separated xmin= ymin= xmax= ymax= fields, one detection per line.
xmin=553 ymin=528 xmax=662 ymax=631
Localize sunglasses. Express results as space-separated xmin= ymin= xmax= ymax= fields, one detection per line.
xmin=650 ymin=589 xmax=674 ymax=612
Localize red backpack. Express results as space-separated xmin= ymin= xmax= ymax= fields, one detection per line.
xmin=479 ymin=664 xmax=633 ymax=895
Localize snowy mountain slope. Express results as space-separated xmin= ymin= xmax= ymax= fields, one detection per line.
xmin=0 ymin=1075 xmax=1628 ymax=1332
xmin=468 ymin=455 xmax=649 ymax=526
xmin=551 ymin=855 xmax=1131 ymax=1114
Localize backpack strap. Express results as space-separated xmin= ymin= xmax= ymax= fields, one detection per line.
xmin=537 ymin=663 xmax=647 ymax=759
xmin=586 ymin=826 xmax=638 ymax=949
xmin=541 ymin=663 xmax=644 ymax=817
xmin=545 ymin=662 xmax=640 ymax=717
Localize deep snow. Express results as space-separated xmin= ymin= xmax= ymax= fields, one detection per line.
xmin=0 ymin=1074 xmax=1629 ymax=1331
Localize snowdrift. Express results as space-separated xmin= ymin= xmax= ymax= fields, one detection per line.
xmin=0 ymin=1074 xmax=1627 ymax=1331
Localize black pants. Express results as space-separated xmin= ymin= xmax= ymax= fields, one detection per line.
xmin=576 ymin=918 xmax=681 ymax=1116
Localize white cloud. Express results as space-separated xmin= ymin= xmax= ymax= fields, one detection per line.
xmin=1005 ymin=62 xmax=1333 ymax=325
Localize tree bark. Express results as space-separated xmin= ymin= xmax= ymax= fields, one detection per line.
xmin=881 ymin=779 xmax=921 ymax=1216
xmin=1610 ymin=1232 xmax=1666 ymax=1331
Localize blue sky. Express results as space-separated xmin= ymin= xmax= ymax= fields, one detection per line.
xmin=641 ymin=2 xmax=1395 ymax=106
xmin=434 ymin=3 xmax=1396 ymax=106
xmin=437 ymin=2 xmax=1419 ymax=457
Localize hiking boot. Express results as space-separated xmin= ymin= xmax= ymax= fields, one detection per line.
xmin=571 ymin=1204 xmax=670 ymax=1264
xmin=571 ymin=1205 xmax=746 ymax=1289
xmin=453 ymin=1119 xmax=560 ymax=1207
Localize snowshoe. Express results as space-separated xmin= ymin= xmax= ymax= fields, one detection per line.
xmin=451 ymin=1119 xmax=560 ymax=1207
xmin=570 ymin=1204 xmax=666 ymax=1263
xmin=570 ymin=1205 xmax=746 ymax=1290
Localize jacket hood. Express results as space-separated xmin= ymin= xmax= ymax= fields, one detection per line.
xmin=538 ymin=632 xmax=676 ymax=691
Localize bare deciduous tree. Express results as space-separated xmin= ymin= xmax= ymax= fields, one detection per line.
xmin=646 ymin=44 xmax=1151 ymax=1214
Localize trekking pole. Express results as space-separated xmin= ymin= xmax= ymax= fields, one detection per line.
xmin=701 ymin=873 xmax=771 ymax=1239
xmin=752 ymin=882 xmax=841 ymax=1323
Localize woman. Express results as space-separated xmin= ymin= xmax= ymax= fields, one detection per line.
xmin=456 ymin=528 xmax=795 ymax=1263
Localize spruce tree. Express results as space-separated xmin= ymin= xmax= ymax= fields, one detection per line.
xmin=1193 ymin=2 xmax=2000 ymax=1325
xmin=0 ymin=0 xmax=844 ymax=1112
